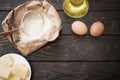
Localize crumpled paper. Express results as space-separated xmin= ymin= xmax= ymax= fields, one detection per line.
xmin=1 ymin=0 xmax=62 ymax=56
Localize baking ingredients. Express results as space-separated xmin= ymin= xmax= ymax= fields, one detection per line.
xmin=12 ymin=63 xmax=28 ymax=80
xmin=63 ymin=0 xmax=89 ymax=18
xmin=0 ymin=54 xmax=13 ymax=67
xmin=71 ymin=21 xmax=88 ymax=35
xmin=0 ymin=53 xmax=31 ymax=80
xmin=90 ymin=22 xmax=104 ymax=37
xmin=8 ymin=74 xmax=21 ymax=80
xmin=0 ymin=63 xmax=11 ymax=79
xmin=1 ymin=0 xmax=61 ymax=55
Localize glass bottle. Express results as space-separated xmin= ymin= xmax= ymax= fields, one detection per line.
xmin=63 ymin=0 xmax=89 ymax=18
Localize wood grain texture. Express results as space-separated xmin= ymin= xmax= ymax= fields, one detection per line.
xmin=0 ymin=0 xmax=120 ymax=80
xmin=0 ymin=36 xmax=120 ymax=61
xmin=30 ymin=62 xmax=120 ymax=80
xmin=0 ymin=0 xmax=120 ymax=11
xmin=49 ymin=0 xmax=120 ymax=11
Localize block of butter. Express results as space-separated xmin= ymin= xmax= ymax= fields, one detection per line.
xmin=0 ymin=54 xmax=31 ymax=80
xmin=0 ymin=55 xmax=13 ymax=67
xmin=0 ymin=63 xmax=11 ymax=79
xmin=12 ymin=63 xmax=28 ymax=79
xmin=8 ymin=74 xmax=21 ymax=80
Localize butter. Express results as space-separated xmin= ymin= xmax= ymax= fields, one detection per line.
xmin=8 ymin=74 xmax=21 ymax=80
xmin=0 ymin=54 xmax=30 ymax=80
xmin=0 ymin=55 xmax=13 ymax=67
xmin=0 ymin=64 xmax=11 ymax=79
xmin=12 ymin=63 xmax=28 ymax=79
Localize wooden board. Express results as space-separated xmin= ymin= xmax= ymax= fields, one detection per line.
xmin=0 ymin=0 xmax=120 ymax=10
xmin=0 ymin=0 xmax=120 ymax=80
xmin=0 ymin=36 xmax=120 ymax=61
xmin=30 ymin=62 xmax=120 ymax=80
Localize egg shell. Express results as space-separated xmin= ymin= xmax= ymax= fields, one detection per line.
xmin=90 ymin=22 xmax=104 ymax=37
xmin=71 ymin=21 xmax=88 ymax=35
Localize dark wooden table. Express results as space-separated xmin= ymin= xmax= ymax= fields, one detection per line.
xmin=0 ymin=0 xmax=120 ymax=80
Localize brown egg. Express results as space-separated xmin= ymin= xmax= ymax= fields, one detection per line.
xmin=90 ymin=22 xmax=104 ymax=37
xmin=71 ymin=21 xmax=88 ymax=35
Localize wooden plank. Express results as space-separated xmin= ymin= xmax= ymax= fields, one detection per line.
xmin=60 ymin=11 xmax=120 ymax=35
xmin=30 ymin=62 xmax=120 ymax=80
xmin=26 ymin=36 xmax=120 ymax=61
xmin=0 ymin=0 xmax=120 ymax=11
xmin=0 ymin=0 xmax=26 ymax=10
xmin=50 ymin=0 xmax=120 ymax=11
xmin=0 ymin=11 xmax=120 ymax=34
xmin=89 ymin=0 xmax=120 ymax=3
xmin=0 ymin=36 xmax=120 ymax=61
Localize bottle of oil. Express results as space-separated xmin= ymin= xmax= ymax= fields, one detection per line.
xmin=63 ymin=0 xmax=89 ymax=18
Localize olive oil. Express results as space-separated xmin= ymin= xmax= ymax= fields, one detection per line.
xmin=63 ymin=0 xmax=89 ymax=18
